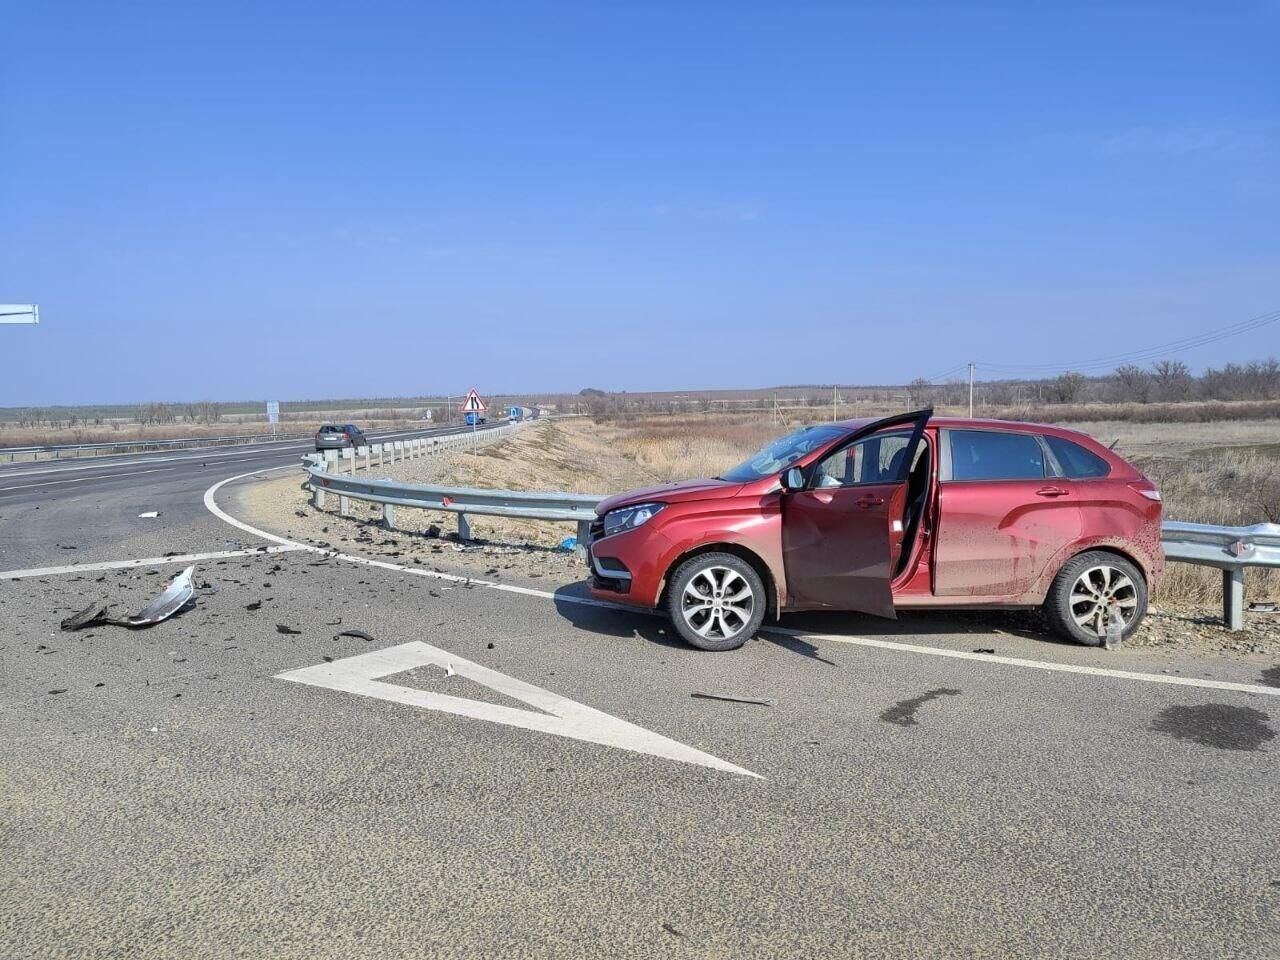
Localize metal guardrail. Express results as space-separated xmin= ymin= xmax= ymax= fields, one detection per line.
xmin=1161 ymin=521 xmax=1280 ymax=630
xmin=302 ymin=422 xmax=599 ymax=553
xmin=303 ymin=441 xmax=1280 ymax=630
xmin=2 ymin=431 xmax=312 ymax=462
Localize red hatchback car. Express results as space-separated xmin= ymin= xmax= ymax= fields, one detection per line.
xmin=586 ymin=410 xmax=1163 ymax=651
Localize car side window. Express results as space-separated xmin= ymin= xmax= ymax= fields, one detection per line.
xmin=1043 ymin=435 xmax=1110 ymax=479
xmin=947 ymin=430 xmax=1045 ymax=481
xmin=813 ymin=432 xmax=911 ymax=488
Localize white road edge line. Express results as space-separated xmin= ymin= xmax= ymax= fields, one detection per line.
xmin=759 ymin=627 xmax=1280 ymax=699
xmin=0 ymin=545 xmax=304 ymax=580
xmin=0 ymin=467 xmax=175 ymax=492
xmin=201 ymin=470 xmax=1280 ymax=700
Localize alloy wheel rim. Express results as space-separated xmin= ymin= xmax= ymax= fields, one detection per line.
xmin=682 ymin=565 xmax=754 ymax=641
xmin=1069 ymin=564 xmax=1138 ymax=635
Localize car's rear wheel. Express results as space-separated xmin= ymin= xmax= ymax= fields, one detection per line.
xmin=666 ymin=553 xmax=766 ymax=652
xmin=1044 ymin=551 xmax=1148 ymax=645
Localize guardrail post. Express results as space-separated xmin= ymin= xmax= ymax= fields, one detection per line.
xmin=388 ymin=442 xmax=395 ymax=464
xmin=363 ymin=446 xmax=370 ymax=471
xmin=339 ymin=495 xmax=350 ymax=517
xmin=457 ymin=512 xmax=471 ymax=541
xmin=312 ymin=460 xmax=327 ymax=509
xmin=575 ymin=519 xmax=590 ymax=561
xmin=376 ymin=443 xmax=383 ymax=467
xmin=348 ymin=449 xmax=356 ymax=475
xmin=1223 ymin=568 xmax=1245 ymax=631
xmin=383 ymin=503 xmax=395 ymax=528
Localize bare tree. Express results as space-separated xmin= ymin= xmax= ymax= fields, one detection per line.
xmin=1049 ymin=371 xmax=1087 ymax=403
xmin=1151 ymin=359 xmax=1193 ymax=401
xmin=1114 ymin=364 xmax=1152 ymax=403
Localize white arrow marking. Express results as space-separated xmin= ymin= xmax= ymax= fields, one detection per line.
xmin=275 ymin=641 xmax=760 ymax=778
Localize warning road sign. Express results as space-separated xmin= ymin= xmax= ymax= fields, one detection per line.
xmin=460 ymin=389 xmax=487 ymax=413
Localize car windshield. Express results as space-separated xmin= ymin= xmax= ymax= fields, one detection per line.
xmin=719 ymin=424 xmax=848 ymax=482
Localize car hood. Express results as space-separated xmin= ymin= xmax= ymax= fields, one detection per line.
xmin=595 ymin=477 xmax=745 ymax=515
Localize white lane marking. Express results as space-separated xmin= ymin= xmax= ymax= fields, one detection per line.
xmin=0 ymin=467 xmax=174 ymax=492
xmin=767 ymin=628 xmax=1280 ymax=699
xmin=276 ymin=641 xmax=760 ymax=778
xmin=202 ymin=466 xmax=315 ymax=548
xmin=0 ymin=545 xmax=305 ymax=581
xmin=203 ymin=472 xmax=1280 ymax=700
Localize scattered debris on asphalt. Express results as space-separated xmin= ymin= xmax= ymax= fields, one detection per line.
xmin=137 ymin=511 xmax=160 ymax=518
xmin=335 ymin=629 xmax=375 ymax=642
xmin=691 ymin=692 xmax=774 ymax=707
xmin=61 ymin=602 xmax=111 ymax=631
xmin=245 ymin=600 xmax=262 ymax=611
xmin=60 ymin=566 xmax=197 ymax=631
xmin=661 ymin=923 xmax=686 ymax=938
xmin=973 ymin=648 xmax=996 ymax=654
xmin=276 ymin=624 xmax=302 ymax=635
xmin=1249 ymin=601 xmax=1278 ymax=613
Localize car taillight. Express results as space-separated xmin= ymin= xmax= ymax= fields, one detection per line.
xmin=1128 ymin=479 xmax=1161 ymax=502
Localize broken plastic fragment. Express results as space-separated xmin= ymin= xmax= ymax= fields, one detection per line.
xmin=334 ymin=630 xmax=375 ymax=642
xmin=120 ymin=566 xmax=196 ymax=626
xmin=691 ymin=692 xmax=774 ymax=707
xmin=138 ymin=511 xmax=160 ymax=518
xmin=59 ymin=566 xmax=196 ymax=631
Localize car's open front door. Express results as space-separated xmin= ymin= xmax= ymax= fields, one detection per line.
xmin=781 ymin=409 xmax=931 ymax=617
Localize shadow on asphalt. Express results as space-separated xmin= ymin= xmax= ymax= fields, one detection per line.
xmin=550 ymin=581 xmax=1068 ymax=652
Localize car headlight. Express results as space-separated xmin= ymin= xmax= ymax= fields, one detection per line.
xmin=602 ymin=502 xmax=666 ymax=537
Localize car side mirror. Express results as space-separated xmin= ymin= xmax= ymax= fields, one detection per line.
xmin=781 ymin=467 xmax=805 ymax=492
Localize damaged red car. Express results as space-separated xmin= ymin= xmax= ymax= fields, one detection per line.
xmin=586 ymin=410 xmax=1163 ymax=651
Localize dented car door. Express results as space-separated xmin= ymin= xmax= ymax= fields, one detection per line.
xmin=781 ymin=410 xmax=930 ymax=617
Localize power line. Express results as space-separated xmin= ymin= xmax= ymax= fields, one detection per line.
xmin=974 ymin=308 xmax=1280 ymax=376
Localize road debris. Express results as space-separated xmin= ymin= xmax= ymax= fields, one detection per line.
xmin=137 ymin=511 xmax=160 ymax=518
xmin=973 ymin=648 xmax=996 ymax=654
xmin=276 ymin=624 xmax=302 ymax=635
xmin=691 ymin=692 xmax=774 ymax=707
xmin=1249 ymin=601 xmax=1277 ymax=613
xmin=59 ymin=566 xmax=197 ymax=631
xmin=335 ymin=629 xmax=375 ymax=642
xmin=245 ymin=600 xmax=262 ymax=610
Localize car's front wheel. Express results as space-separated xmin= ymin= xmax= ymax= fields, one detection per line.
xmin=666 ymin=553 xmax=766 ymax=652
xmin=1043 ymin=551 xmax=1148 ymax=645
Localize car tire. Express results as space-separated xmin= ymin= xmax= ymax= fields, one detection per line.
xmin=666 ymin=552 xmax=767 ymax=652
xmin=1043 ymin=551 xmax=1148 ymax=645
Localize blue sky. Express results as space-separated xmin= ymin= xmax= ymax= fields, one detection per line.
xmin=2 ymin=1 xmax=1277 ymax=404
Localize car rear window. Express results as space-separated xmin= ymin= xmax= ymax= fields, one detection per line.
xmin=319 ymin=425 xmax=343 ymax=433
xmin=948 ymin=430 xmax=1045 ymax=481
xmin=1044 ymin=435 xmax=1111 ymax=479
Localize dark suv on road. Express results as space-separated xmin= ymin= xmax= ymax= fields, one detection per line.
xmin=586 ymin=410 xmax=1163 ymax=651
xmin=314 ymin=424 xmax=368 ymax=452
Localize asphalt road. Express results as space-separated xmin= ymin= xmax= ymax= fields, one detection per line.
xmin=0 ymin=425 xmax=484 ymax=571
xmin=1 ymin=433 xmax=1277 ymax=959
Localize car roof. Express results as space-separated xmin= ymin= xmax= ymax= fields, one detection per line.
xmin=832 ymin=415 xmax=1099 ymax=444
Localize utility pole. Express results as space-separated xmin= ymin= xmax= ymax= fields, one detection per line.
xmin=832 ymin=385 xmax=837 ymax=422
xmin=968 ymin=362 xmax=975 ymax=418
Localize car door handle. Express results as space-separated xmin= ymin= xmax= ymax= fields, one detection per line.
xmin=855 ymin=495 xmax=885 ymax=508
xmin=1035 ymin=486 xmax=1068 ymax=498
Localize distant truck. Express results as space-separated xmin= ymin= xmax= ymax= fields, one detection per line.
xmin=507 ymin=405 xmax=536 ymax=422
xmin=464 ymin=412 xmax=487 ymax=426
